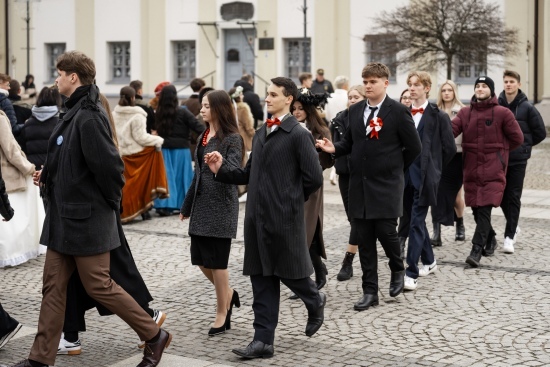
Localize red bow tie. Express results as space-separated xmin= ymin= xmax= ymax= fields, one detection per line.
xmin=411 ymin=107 xmax=424 ymax=116
xmin=266 ymin=117 xmax=281 ymax=128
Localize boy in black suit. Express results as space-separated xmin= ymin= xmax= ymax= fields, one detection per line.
xmin=317 ymin=63 xmax=421 ymax=310
xmin=402 ymin=71 xmax=455 ymax=291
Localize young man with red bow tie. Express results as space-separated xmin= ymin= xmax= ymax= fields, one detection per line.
xmin=402 ymin=71 xmax=456 ymax=291
xmin=317 ymin=63 xmax=421 ymax=310
xmin=204 ymin=77 xmax=325 ymax=359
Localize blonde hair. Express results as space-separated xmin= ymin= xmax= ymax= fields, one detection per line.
xmin=406 ymin=71 xmax=432 ymax=98
xmin=436 ymin=80 xmax=464 ymax=117
xmin=348 ymin=85 xmax=366 ymax=99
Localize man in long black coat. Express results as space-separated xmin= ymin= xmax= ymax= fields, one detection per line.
xmin=10 ymin=51 xmax=170 ymax=367
xmin=317 ymin=63 xmax=421 ymax=311
xmin=205 ymin=77 xmax=325 ymax=359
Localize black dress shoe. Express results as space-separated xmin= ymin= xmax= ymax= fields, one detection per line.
xmin=288 ymin=292 xmax=299 ymax=300
xmin=156 ymin=208 xmax=170 ymax=217
xmin=141 ymin=211 xmax=152 ymax=220
xmin=136 ymin=329 xmax=172 ymax=367
xmin=305 ymin=292 xmax=326 ymax=337
xmin=354 ymin=293 xmax=379 ymax=311
xmin=389 ymin=270 xmax=405 ymax=297
xmin=232 ymin=340 xmax=274 ymax=359
xmin=10 ymin=360 xmax=40 ymax=367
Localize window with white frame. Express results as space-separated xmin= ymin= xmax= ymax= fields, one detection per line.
xmin=46 ymin=43 xmax=66 ymax=82
xmin=173 ymin=41 xmax=196 ymax=83
xmin=364 ymin=34 xmax=397 ymax=82
xmin=109 ymin=42 xmax=131 ymax=83
xmin=456 ymin=53 xmax=487 ymax=83
xmin=284 ymin=38 xmax=311 ymax=84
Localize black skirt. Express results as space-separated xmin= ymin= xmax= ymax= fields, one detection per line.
xmin=431 ymin=153 xmax=463 ymax=226
xmin=190 ymin=235 xmax=232 ymax=269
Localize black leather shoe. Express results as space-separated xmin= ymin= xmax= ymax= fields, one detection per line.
xmin=389 ymin=270 xmax=405 ymax=297
xmin=141 ymin=211 xmax=152 ymax=220
xmin=337 ymin=252 xmax=355 ymax=281
xmin=305 ymin=292 xmax=326 ymax=337
xmin=289 ymin=292 xmax=299 ymax=300
xmin=431 ymin=223 xmax=442 ymax=247
xmin=465 ymin=244 xmax=483 ymax=268
xmin=315 ymin=262 xmax=328 ymax=290
xmin=482 ymin=236 xmax=497 ymax=257
xmin=455 ymin=217 xmax=466 ymax=241
xmin=354 ymin=293 xmax=379 ymax=311
xmin=156 ymin=208 xmax=170 ymax=217
xmin=136 ymin=329 xmax=172 ymax=367
xmin=232 ymin=340 xmax=274 ymax=359
xmin=10 ymin=360 xmax=39 ymax=367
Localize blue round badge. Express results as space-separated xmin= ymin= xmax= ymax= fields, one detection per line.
xmin=56 ymin=135 xmax=63 ymax=145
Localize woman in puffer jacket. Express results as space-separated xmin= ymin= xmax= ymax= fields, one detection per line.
xmin=113 ymin=86 xmax=168 ymax=222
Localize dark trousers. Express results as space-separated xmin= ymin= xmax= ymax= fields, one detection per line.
xmin=250 ymin=274 xmax=322 ymax=345
xmin=0 ymin=302 xmax=19 ymax=336
xmin=354 ymin=218 xmax=404 ymax=294
xmin=404 ymin=185 xmax=435 ymax=279
xmin=29 ymin=249 xmax=159 ymax=366
xmin=398 ymin=184 xmax=413 ymax=238
xmin=338 ymin=174 xmax=350 ymax=220
xmin=472 ymin=206 xmax=495 ymax=247
xmin=501 ymin=163 xmax=527 ymax=239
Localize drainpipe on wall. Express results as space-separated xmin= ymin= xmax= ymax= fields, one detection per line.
xmin=4 ymin=0 xmax=9 ymax=74
xmin=534 ymin=0 xmax=539 ymax=103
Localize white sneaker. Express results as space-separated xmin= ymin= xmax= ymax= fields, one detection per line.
xmin=418 ymin=260 xmax=437 ymax=277
xmin=0 ymin=323 xmax=22 ymax=350
xmin=503 ymin=237 xmax=515 ymax=254
xmin=404 ymin=275 xmax=418 ymax=291
xmin=138 ymin=309 xmax=167 ymax=348
xmin=513 ymin=226 xmax=521 ymax=244
xmin=58 ymin=334 xmax=82 ymax=355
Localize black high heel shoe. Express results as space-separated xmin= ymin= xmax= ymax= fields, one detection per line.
xmin=208 ymin=318 xmax=227 ymax=336
xmin=225 ymin=290 xmax=240 ymax=330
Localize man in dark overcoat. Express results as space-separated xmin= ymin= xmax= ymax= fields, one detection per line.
xmin=205 ymin=77 xmax=325 ymax=359
xmin=402 ymin=71 xmax=456 ymax=291
xmin=317 ymin=63 xmax=421 ymax=311
xmin=10 ymin=51 xmax=170 ymax=367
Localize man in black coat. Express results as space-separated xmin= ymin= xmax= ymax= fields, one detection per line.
xmin=10 ymin=51 xmax=171 ymax=367
xmin=402 ymin=71 xmax=456 ymax=291
xmin=317 ymin=63 xmax=421 ymax=310
xmin=498 ymin=70 xmax=546 ymax=254
xmin=205 ymin=77 xmax=325 ymax=359
xmin=234 ymin=74 xmax=264 ymax=128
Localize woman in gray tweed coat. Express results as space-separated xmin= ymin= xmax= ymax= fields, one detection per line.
xmin=180 ymin=90 xmax=244 ymax=336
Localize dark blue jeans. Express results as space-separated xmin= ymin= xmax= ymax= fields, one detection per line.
xmin=405 ymin=186 xmax=435 ymax=279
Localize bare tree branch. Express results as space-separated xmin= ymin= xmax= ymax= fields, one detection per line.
xmin=371 ymin=0 xmax=519 ymax=79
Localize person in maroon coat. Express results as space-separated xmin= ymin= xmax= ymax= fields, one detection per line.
xmin=452 ymin=76 xmax=523 ymax=268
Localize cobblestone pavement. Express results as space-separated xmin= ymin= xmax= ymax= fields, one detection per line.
xmin=1 ymin=141 xmax=550 ymax=367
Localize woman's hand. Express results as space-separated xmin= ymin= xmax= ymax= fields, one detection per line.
xmin=32 ymin=169 xmax=42 ymax=187
xmin=204 ymin=151 xmax=223 ymax=174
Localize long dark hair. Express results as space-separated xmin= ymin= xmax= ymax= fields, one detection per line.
xmin=302 ymin=103 xmax=330 ymax=140
xmin=203 ymin=90 xmax=244 ymax=159
xmin=155 ymin=84 xmax=178 ymax=135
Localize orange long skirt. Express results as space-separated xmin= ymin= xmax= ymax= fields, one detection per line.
xmin=121 ymin=146 xmax=169 ymax=223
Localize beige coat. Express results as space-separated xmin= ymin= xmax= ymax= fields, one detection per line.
xmin=236 ymin=102 xmax=255 ymax=152
xmin=113 ymin=105 xmax=164 ymax=156
xmin=0 ymin=111 xmax=35 ymax=192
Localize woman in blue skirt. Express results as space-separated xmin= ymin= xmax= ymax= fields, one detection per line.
xmin=154 ymin=84 xmax=205 ymax=215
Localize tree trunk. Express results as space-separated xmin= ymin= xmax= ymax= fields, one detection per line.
xmin=446 ymin=54 xmax=453 ymax=80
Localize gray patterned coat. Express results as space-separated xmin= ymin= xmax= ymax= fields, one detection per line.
xmin=181 ymin=132 xmax=242 ymax=238
xmin=215 ymin=115 xmax=324 ymax=279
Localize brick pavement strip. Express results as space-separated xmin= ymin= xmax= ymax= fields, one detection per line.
xmin=1 ymin=141 xmax=550 ymax=367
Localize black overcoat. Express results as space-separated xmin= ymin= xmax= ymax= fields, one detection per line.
xmin=40 ymin=85 xmax=125 ymax=256
xmin=412 ymin=103 xmax=456 ymax=207
xmin=215 ymin=115 xmax=323 ymax=279
xmin=334 ymin=97 xmax=422 ymax=220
